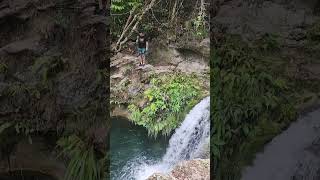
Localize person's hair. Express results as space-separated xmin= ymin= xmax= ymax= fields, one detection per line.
xmin=139 ymin=32 xmax=145 ymax=37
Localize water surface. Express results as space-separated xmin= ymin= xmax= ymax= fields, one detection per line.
xmin=110 ymin=117 xmax=169 ymax=180
xmin=242 ymin=109 xmax=320 ymax=180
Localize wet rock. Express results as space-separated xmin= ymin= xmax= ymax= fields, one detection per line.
xmin=0 ymin=0 xmax=109 ymax=152
xmin=80 ymin=15 xmax=109 ymax=27
xmin=213 ymin=0 xmax=319 ymax=46
xmin=138 ymin=98 xmax=148 ymax=108
xmin=135 ymin=64 xmax=154 ymax=72
xmin=128 ymin=87 xmax=140 ymax=96
xmin=241 ymin=108 xmax=320 ymax=180
xmin=154 ymin=66 xmax=175 ymax=74
xmin=296 ymin=92 xmax=320 ymax=114
xmin=176 ymin=61 xmax=209 ymax=74
xmin=0 ymin=137 xmax=65 ymax=180
xmin=147 ymin=159 xmax=210 ymax=180
xmin=293 ymin=137 xmax=320 ymax=180
xmin=111 ymin=73 xmax=124 ymax=79
xmin=111 ymin=106 xmax=130 ymax=119
xmin=302 ymin=63 xmax=320 ymax=80
xmin=169 ymin=56 xmax=184 ymax=66
xmin=147 ymin=173 xmax=174 ymax=180
xmin=0 ymin=37 xmax=41 ymax=55
xmin=0 ymin=83 xmax=8 ymax=96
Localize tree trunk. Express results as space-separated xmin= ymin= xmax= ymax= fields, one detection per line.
xmin=114 ymin=0 xmax=158 ymax=52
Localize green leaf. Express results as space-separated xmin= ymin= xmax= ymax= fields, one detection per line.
xmin=0 ymin=122 xmax=12 ymax=134
xmin=212 ymin=144 xmax=220 ymax=158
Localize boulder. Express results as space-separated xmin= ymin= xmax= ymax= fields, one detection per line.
xmin=147 ymin=159 xmax=210 ymax=180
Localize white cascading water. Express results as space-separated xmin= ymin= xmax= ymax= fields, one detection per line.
xmin=119 ymin=96 xmax=210 ymax=180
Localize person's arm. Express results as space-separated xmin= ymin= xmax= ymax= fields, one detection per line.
xmin=136 ymin=36 xmax=139 ymax=44
xmin=146 ymin=41 xmax=149 ymax=51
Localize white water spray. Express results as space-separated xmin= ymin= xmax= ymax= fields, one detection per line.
xmin=119 ymin=97 xmax=210 ymax=180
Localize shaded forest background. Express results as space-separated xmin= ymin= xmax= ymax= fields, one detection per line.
xmin=0 ymin=0 xmax=109 ymax=179
xmin=211 ymin=0 xmax=320 ymax=179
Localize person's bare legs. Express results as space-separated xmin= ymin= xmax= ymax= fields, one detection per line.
xmin=142 ymin=54 xmax=145 ymax=65
xmin=139 ymin=54 xmax=143 ymax=65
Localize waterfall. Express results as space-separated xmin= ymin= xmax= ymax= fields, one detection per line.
xmin=120 ymin=96 xmax=211 ymax=180
xmin=162 ymin=96 xmax=210 ymax=164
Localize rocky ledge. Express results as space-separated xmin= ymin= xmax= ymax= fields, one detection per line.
xmin=110 ymin=46 xmax=210 ymax=118
xmin=147 ymin=159 xmax=210 ymax=180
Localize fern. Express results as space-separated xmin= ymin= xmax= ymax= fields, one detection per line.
xmin=0 ymin=122 xmax=12 ymax=135
xmin=57 ymin=135 xmax=107 ymax=180
xmin=0 ymin=63 xmax=8 ymax=74
xmin=128 ymin=73 xmax=203 ymax=137
xmin=212 ymin=35 xmax=296 ymax=179
xmin=307 ymin=21 xmax=320 ymax=41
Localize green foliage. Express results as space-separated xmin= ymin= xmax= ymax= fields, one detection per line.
xmin=6 ymin=83 xmax=27 ymax=97
xmin=0 ymin=63 xmax=8 ymax=74
xmin=211 ymin=35 xmax=296 ymax=179
xmin=111 ymin=0 xmax=142 ymax=38
xmin=0 ymin=121 xmax=35 ymax=140
xmin=128 ymin=73 xmax=203 ymax=137
xmin=218 ymin=119 xmax=282 ymax=178
xmin=0 ymin=122 xmax=20 ymax=163
xmin=191 ymin=14 xmax=208 ymax=38
xmin=0 ymin=122 xmax=12 ymax=135
xmin=57 ymin=135 xmax=107 ymax=180
xmin=0 ymin=120 xmax=36 ymax=165
xmin=307 ymin=21 xmax=320 ymax=41
xmin=31 ymin=56 xmax=64 ymax=86
xmin=6 ymin=82 xmax=41 ymax=99
xmin=254 ymin=33 xmax=280 ymax=52
xmin=111 ymin=0 xmax=142 ymax=11
xmin=14 ymin=122 xmax=35 ymax=144
xmin=53 ymin=9 xmax=71 ymax=29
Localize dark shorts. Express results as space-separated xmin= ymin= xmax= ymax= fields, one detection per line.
xmin=138 ymin=48 xmax=146 ymax=55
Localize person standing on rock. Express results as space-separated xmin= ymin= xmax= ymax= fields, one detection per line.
xmin=136 ymin=31 xmax=149 ymax=66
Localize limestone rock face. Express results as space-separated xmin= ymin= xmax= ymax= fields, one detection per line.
xmin=0 ymin=137 xmax=65 ymax=180
xmin=212 ymin=0 xmax=320 ymax=113
xmin=147 ymin=159 xmax=210 ymax=180
xmin=110 ymin=50 xmax=210 ymax=118
xmin=0 ymin=0 xmax=109 ymax=176
xmin=213 ymin=0 xmax=319 ymax=46
xmin=0 ymin=0 xmax=108 ymax=133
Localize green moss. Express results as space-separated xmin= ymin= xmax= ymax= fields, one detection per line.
xmin=128 ymin=73 xmax=203 ymax=137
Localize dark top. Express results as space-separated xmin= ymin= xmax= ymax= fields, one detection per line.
xmin=137 ymin=35 xmax=148 ymax=48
